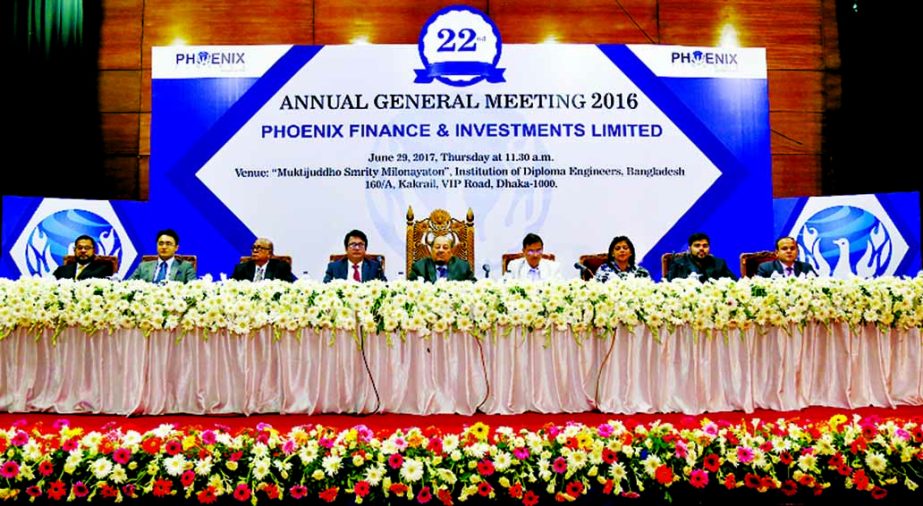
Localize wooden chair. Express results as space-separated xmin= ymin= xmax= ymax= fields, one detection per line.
xmin=63 ymin=254 xmax=119 ymax=273
xmin=328 ymin=253 xmax=385 ymax=271
xmin=240 ymin=255 xmax=293 ymax=266
xmin=577 ymin=253 xmax=608 ymax=280
xmin=406 ymin=207 xmax=474 ymax=278
xmin=740 ymin=251 xmax=777 ymax=278
xmin=142 ymin=254 xmax=197 ymax=270
xmin=501 ymin=252 xmax=556 ymax=274
xmin=662 ymin=252 xmax=686 ymax=279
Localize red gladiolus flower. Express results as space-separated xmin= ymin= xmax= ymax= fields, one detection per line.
xmin=853 ymin=469 xmax=870 ymax=491
xmin=319 ymin=487 xmax=339 ymax=503
xmin=689 ymin=469 xmax=709 ymax=489
xmin=418 ymin=486 xmax=433 ymax=504
xmin=724 ymin=474 xmax=737 ymax=490
xmin=62 ymin=437 xmax=79 ymax=452
xmin=165 ymin=440 xmax=183 ymax=456
xmin=72 ymin=482 xmax=89 ymax=498
xmin=508 ymin=483 xmax=523 ymax=499
xmin=121 ymin=484 xmax=137 ymax=498
xmin=229 ymin=450 xmax=243 ymax=461
xmin=354 ymin=481 xmax=370 ymax=497
xmin=603 ymin=479 xmax=614 ymax=495
xmin=837 ymin=464 xmax=852 ymax=476
xmin=47 ymin=480 xmax=67 ymax=501
xmin=726 ymin=433 xmax=739 ymax=445
xmin=760 ymin=477 xmax=775 ymax=491
xmin=703 ymin=453 xmax=720 ymax=472
xmin=861 ymin=424 xmax=878 ymax=440
xmin=781 ymin=479 xmax=798 ymax=496
xmin=113 ymin=447 xmax=132 ymax=465
xmin=389 ymin=453 xmax=404 ymax=469
xmin=566 ymin=481 xmax=584 ymax=496
xmin=620 ymin=491 xmax=641 ymax=499
xmin=389 ymin=483 xmax=408 ymax=496
xmin=798 ymin=475 xmax=816 ymax=488
xmin=197 ymin=486 xmax=218 ymax=504
xmin=37 ymin=460 xmax=54 ymax=477
xmin=437 ymin=487 xmax=454 ymax=506
xmin=850 ymin=437 xmax=868 ymax=454
xmin=870 ymin=486 xmax=887 ymax=500
xmin=99 ymin=439 xmax=115 ymax=455
xmin=478 ymin=482 xmax=493 ymax=497
xmin=478 ymin=459 xmax=495 ymax=476
xmin=779 ymin=451 xmax=793 ymax=465
xmin=100 ymin=485 xmax=119 ymax=499
xmin=744 ymin=473 xmax=761 ymax=489
xmin=25 ymin=486 xmax=42 ymax=498
xmin=655 ymin=465 xmax=673 ymax=486
xmin=523 ymin=490 xmax=539 ymax=506
xmin=153 ymin=479 xmax=173 ymax=497
xmin=289 ymin=485 xmax=308 ymax=499
xmin=233 ymin=483 xmax=251 ymax=502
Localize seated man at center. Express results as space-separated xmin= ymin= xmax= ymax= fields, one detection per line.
xmin=504 ymin=233 xmax=562 ymax=281
xmin=666 ymin=232 xmax=737 ymax=282
xmin=409 ymin=233 xmax=476 ymax=282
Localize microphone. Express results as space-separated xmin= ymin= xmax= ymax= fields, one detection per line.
xmin=574 ymin=262 xmax=592 ymax=279
xmin=482 ymin=264 xmax=491 ymax=278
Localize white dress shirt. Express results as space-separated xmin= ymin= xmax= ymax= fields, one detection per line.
xmin=503 ymin=258 xmax=563 ymax=281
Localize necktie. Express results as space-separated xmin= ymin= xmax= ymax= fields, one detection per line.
xmin=786 ymin=266 xmax=794 ymax=277
xmin=529 ymin=267 xmax=540 ymax=281
xmin=154 ymin=262 xmax=167 ymax=282
xmin=75 ymin=264 xmax=86 ymax=280
xmin=353 ymin=264 xmax=361 ymax=282
xmin=437 ymin=265 xmax=447 ymax=279
xmin=254 ymin=266 xmax=264 ymax=282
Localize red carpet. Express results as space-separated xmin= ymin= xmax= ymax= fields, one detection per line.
xmin=4 ymin=405 xmax=922 ymax=433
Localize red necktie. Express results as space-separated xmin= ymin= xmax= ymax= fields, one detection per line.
xmin=353 ymin=264 xmax=361 ymax=282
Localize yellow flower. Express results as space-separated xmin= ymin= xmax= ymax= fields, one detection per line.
xmin=225 ymin=460 xmax=238 ymax=471
xmin=468 ymin=422 xmax=490 ymax=441
xmin=828 ymin=414 xmax=848 ymax=430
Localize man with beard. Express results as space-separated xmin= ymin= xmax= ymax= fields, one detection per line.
xmin=52 ymin=235 xmax=115 ymax=280
xmin=666 ymin=232 xmax=737 ymax=282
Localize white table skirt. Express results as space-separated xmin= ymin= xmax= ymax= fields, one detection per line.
xmin=1 ymin=324 xmax=920 ymax=415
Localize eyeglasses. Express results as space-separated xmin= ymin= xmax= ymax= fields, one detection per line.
xmin=157 ymin=241 xmax=176 ymax=247
xmin=251 ymin=245 xmax=271 ymax=252
xmin=525 ymin=249 xmax=543 ymax=255
xmin=347 ymin=242 xmax=366 ymax=249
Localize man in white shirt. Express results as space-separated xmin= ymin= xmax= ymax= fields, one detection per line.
xmin=504 ymin=233 xmax=562 ymax=281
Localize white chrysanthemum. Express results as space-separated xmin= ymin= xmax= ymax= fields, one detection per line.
xmin=252 ymin=458 xmax=272 ymax=480
xmin=163 ymin=454 xmax=187 ymax=476
xmin=566 ymin=450 xmax=588 ymax=470
xmin=642 ymin=455 xmax=662 ymax=477
xmin=464 ymin=442 xmax=490 ymax=459
xmin=364 ymin=464 xmax=385 ymax=486
xmin=400 ymin=458 xmax=424 ymax=482
xmin=299 ymin=444 xmax=319 ymax=465
xmin=610 ymin=462 xmax=627 ymax=482
xmin=91 ymin=457 xmax=113 ymax=479
xmin=494 ymin=451 xmax=512 ymax=471
xmin=152 ymin=424 xmax=176 ymax=439
xmin=436 ymin=468 xmax=457 ymax=485
xmin=195 ymin=457 xmax=213 ymax=476
xmin=322 ymin=455 xmax=342 ymax=476
xmin=109 ymin=464 xmax=127 ymax=484
xmin=865 ymin=452 xmax=887 ymax=473
xmin=381 ymin=439 xmax=399 ymax=455
xmin=443 ymin=435 xmax=462 ymax=452
xmin=123 ymin=431 xmax=143 ymax=448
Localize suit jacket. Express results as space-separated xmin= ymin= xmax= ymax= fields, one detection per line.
xmin=503 ymin=258 xmax=563 ymax=281
xmin=756 ymin=259 xmax=817 ymax=278
xmin=409 ymin=256 xmax=476 ymax=283
xmin=666 ymin=254 xmax=737 ymax=282
xmin=127 ymin=258 xmax=197 ymax=283
xmin=323 ymin=258 xmax=386 ymax=283
xmin=52 ymin=258 xmax=114 ymax=280
xmin=231 ymin=258 xmax=296 ymax=282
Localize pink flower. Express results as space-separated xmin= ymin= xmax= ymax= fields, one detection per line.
xmin=389 ymin=453 xmax=404 ymax=469
xmin=394 ymin=437 xmax=408 ymax=451
xmin=0 ymin=461 xmax=20 ymax=479
xmin=233 ymin=483 xmax=251 ymax=501
xmin=283 ymin=439 xmax=296 ymax=455
xmin=513 ymin=447 xmax=530 ymax=459
xmin=73 ymin=481 xmax=89 ymax=498
xmin=552 ymin=457 xmax=567 ymax=473
xmin=737 ymin=446 xmax=755 ymax=464
xmin=290 ymin=485 xmax=308 ymax=499
xmin=52 ymin=419 xmax=71 ymax=430
xmin=200 ymin=430 xmax=217 ymax=445
xmin=11 ymin=431 xmax=28 ymax=446
xmin=689 ymin=469 xmax=709 ymax=488
xmin=113 ymin=447 xmax=132 ymax=465
xmin=597 ymin=424 xmax=614 ymax=438
xmin=319 ymin=437 xmax=334 ymax=449
xmin=675 ymin=440 xmax=688 ymax=458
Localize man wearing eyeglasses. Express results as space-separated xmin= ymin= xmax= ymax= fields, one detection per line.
xmin=231 ymin=237 xmax=296 ymax=282
xmin=323 ymin=230 xmax=387 ymax=283
xmin=52 ymin=234 xmax=115 ymax=280
xmin=503 ymin=233 xmax=562 ymax=281
xmin=127 ymin=229 xmax=197 ymax=283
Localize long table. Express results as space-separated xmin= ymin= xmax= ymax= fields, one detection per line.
xmin=2 ymin=324 xmax=920 ymax=415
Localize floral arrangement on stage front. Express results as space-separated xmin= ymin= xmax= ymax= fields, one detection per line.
xmin=1 ymin=415 xmax=921 ymax=503
xmin=0 ymin=275 xmax=922 ymax=340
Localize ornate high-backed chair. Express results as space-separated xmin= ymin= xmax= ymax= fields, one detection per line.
xmin=406 ymin=207 xmax=474 ymax=278
xmin=577 ymin=253 xmax=608 ymax=280
xmin=662 ymin=252 xmax=686 ymax=279
xmin=63 ymin=254 xmax=119 ymax=273
xmin=740 ymin=251 xmax=777 ymax=278
xmin=501 ymin=252 xmax=556 ymax=274
xmin=142 ymin=254 xmax=197 ymax=270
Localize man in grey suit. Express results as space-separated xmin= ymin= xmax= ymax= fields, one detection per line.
xmin=127 ymin=229 xmax=196 ymax=283
xmin=756 ymin=236 xmax=817 ymax=278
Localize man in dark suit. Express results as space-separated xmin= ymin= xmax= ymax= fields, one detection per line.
xmin=756 ymin=236 xmax=817 ymax=278
xmin=127 ymin=229 xmax=197 ymax=283
xmin=409 ymin=233 xmax=476 ymax=282
xmin=52 ymin=235 xmax=114 ymax=280
xmin=666 ymin=232 xmax=737 ymax=282
xmin=323 ymin=230 xmax=386 ymax=283
xmin=231 ymin=237 xmax=296 ymax=282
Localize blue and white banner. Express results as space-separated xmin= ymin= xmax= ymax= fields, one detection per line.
xmin=1 ymin=7 xmax=773 ymax=281
xmin=773 ymin=192 xmax=921 ymax=278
